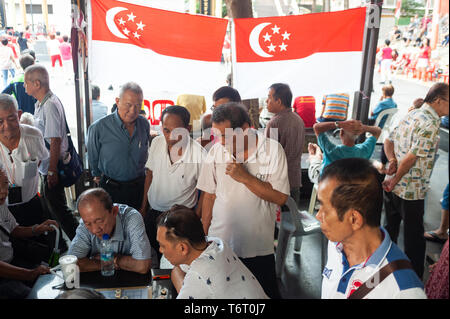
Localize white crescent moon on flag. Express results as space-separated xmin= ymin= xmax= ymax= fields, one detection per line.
xmin=249 ymin=22 xmax=273 ymax=58
xmin=106 ymin=7 xmax=128 ymax=39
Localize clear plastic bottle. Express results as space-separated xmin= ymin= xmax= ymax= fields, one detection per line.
xmin=100 ymin=234 xmax=115 ymax=276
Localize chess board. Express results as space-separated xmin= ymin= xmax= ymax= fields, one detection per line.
xmin=95 ymin=286 xmax=151 ymax=299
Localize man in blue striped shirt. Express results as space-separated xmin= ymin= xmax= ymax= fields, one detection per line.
xmin=68 ymin=188 xmax=151 ymax=274
xmin=87 ymin=82 xmax=150 ymax=210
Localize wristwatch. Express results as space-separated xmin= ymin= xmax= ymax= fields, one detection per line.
xmin=334 ymin=121 xmax=340 ymax=128
xmin=48 ymin=171 xmax=56 ymax=176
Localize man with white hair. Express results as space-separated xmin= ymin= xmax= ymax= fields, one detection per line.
xmin=24 ymin=64 xmax=79 ymax=240
xmin=87 ymin=82 xmax=150 ymax=211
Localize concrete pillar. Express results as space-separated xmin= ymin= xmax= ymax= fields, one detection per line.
xmin=20 ymin=0 xmax=27 ymax=28
xmin=189 ymin=0 xmax=196 ymax=14
xmin=8 ymin=0 xmax=17 ymax=29
xmin=42 ymin=0 xmax=49 ymax=33
xmin=215 ymin=0 xmax=222 ymax=17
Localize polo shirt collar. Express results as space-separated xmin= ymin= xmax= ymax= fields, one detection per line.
xmin=38 ymin=91 xmax=53 ymax=108
xmin=112 ymin=110 xmax=125 ymax=128
xmin=335 ymin=227 xmax=391 ymax=270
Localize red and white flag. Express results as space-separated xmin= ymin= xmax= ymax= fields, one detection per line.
xmin=89 ymin=0 xmax=228 ymax=98
xmin=232 ymin=8 xmax=366 ymax=100
xmin=395 ymin=0 xmax=402 ymax=20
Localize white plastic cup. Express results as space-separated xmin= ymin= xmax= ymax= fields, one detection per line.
xmin=59 ymin=255 xmax=79 ymax=288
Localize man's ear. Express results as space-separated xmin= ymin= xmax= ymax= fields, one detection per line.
xmin=18 ymin=110 xmax=23 ymax=119
xmin=115 ymin=97 xmax=120 ymax=106
xmin=178 ymin=241 xmax=190 ymax=257
xmin=348 ymin=209 xmax=364 ymax=231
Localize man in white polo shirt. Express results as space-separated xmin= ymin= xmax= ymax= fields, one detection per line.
xmin=197 ymin=102 xmax=290 ymax=299
xmin=318 ymin=158 xmax=426 ymax=299
xmin=140 ymin=105 xmax=206 ymax=264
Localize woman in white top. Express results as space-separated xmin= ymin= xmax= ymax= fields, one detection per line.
xmin=156 ymin=205 xmax=269 ymax=299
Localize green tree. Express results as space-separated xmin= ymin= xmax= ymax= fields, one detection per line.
xmin=401 ymin=0 xmax=423 ymax=17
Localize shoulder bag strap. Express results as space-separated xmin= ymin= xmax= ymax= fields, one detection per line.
xmin=348 ymin=259 xmax=413 ymax=299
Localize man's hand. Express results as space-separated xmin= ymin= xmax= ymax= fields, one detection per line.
xmin=385 ymin=159 xmax=398 ymax=176
xmin=340 ymin=120 xmax=363 ymax=135
xmin=225 ymin=161 xmax=250 ymax=184
xmin=28 ymin=265 xmax=51 ymax=281
xmin=35 ymin=220 xmax=59 ymax=236
xmin=382 ymin=176 xmax=397 ymax=192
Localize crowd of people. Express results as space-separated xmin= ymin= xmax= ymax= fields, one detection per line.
xmin=0 ymin=37 xmax=449 ymax=300
xmin=1 ymin=30 xmax=72 ymax=91
xmin=379 ymin=13 xmax=449 ymax=84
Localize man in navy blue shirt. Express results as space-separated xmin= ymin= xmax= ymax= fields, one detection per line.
xmin=2 ymin=53 xmax=36 ymax=114
xmin=87 ymin=82 xmax=150 ymax=210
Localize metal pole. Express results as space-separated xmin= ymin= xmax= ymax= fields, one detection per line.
xmin=352 ymin=0 xmax=383 ymax=127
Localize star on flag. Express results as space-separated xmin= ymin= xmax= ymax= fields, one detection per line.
xmin=116 ymin=11 xmax=146 ymax=41
xmin=260 ymin=24 xmax=290 ymax=55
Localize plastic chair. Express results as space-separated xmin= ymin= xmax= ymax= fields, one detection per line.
xmin=275 ymin=197 xmax=322 ymax=278
xmin=370 ymin=108 xmax=398 ymax=144
xmin=308 ymin=183 xmax=318 ymax=215
xmin=148 ymin=100 xmax=174 ymax=125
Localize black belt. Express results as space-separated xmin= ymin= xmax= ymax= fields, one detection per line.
xmin=102 ymin=175 xmax=145 ymax=188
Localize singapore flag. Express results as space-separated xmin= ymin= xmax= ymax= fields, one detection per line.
xmin=232 ymin=8 xmax=366 ymax=99
xmin=88 ymin=0 xmax=228 ymax=97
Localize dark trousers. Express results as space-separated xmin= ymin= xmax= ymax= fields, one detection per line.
xmin=41 ymin=175 xmax=79 ymax=240
xmin=8 ymin=194 xmax=67 ymax=254
xmin=99 ymin=175 xmax=145 ymax=211
xmin=384 ymin=191 xmax=425 ymax=278
xmin=240 ymin=254 xmax=280 ymax=299
xmin=143 ymin=208 xmax=164 ymax=265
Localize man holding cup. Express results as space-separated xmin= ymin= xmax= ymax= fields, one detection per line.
xmin=0 ymin=166 xmax=59 ymax=299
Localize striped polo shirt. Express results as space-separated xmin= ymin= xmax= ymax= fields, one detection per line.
xmin=321 ymin=93 xmax=350 ymax=121
xmin=68 ymin=204 xmax=151 ymax=261
xmin=322 ymin=227 xmax=426 ymax=299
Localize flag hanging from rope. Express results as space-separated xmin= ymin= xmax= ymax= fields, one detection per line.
xmin=89 ymin=0 xmax=229 ymax=97
xmin=232 ymin=8 xmax=367 ymax=100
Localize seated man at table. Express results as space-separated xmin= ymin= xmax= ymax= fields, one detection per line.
xmin=0 ymin=167 xmax=59 ymax=299
xmin=156 ymin=205 xmax=268 ymax=299
xmin=68 ymin=188 xmax=152 ymax=274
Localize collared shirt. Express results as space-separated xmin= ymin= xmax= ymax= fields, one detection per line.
xmin=322 ymin=227 xmax=426 ymax=299
xmin=91 ymin=100 xmax=108 ymax=123
xmin=369 ymin=97 xmax=397 ymax=129
xmin=197 ymin=130 xmax=290 ymax=258
xmin=146 ymin=135 xmax=206 ymax=212
xmin=388 ymin=104 xmax=440 ymax=200
xmin=68 ymin=204 xmax=151 ymax=260
xmin=177 ymin=237 xmax=268 ymax=299
xmin=0 ymin=125 xmax=49 ymax=205
xmin=320 ymin=93 xmax=350 ymax=121
xmin=33 ymin=91 xmax=69 ymax=175
xmin=87 ymin=111 xmax=150 ymax=182
xmin=318 ymin=133 xmax=377 ymax=173
xmin=0 ymin=204 xmax=18 ymax=263
xmin=265 ymin=108 xmax=305 ymax=188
